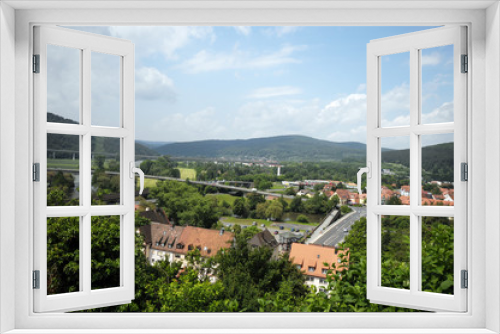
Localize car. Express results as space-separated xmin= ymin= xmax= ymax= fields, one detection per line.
xmin=252 ymin=221 xmax=257 ymax=226
xmin=279 ymin=226 xmax=284 ymax=230
xmin=291 ymin=228 xmax=295 ymax=232
xmin=274 ymin=231 xmax=279 ymax=235
xmin=261 ymin=223 xmax=266 ymax=227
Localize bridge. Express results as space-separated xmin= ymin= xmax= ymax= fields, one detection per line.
xmin=47 ymin=168 xmax=294 ymax=199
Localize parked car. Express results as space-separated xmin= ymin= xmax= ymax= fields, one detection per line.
xmin=261 ymin=223 xmax=266 ymax=227
xmin=252 ymin=221 xmax=257 ymax=226
xmin=291 ymin=228 xmax=295 ymax=232
xmin=279 ymin=226 xmax=284 ymax=230
xmin=274 ymin=231 xmax=279 ymax=235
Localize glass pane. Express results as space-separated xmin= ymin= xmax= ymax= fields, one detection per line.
xmin=47 ymin=44 xmax=81 ymax=124
xmin=91 ymin=137 xmax=120 ymax=205
xmin=380 ymin=52 xmax=410 ymax=128
xmin=47 ymin=133 xmax=80 ymax=206
xmin=421 ymin=133 xmax=454 ymax=206
xmin=380 ymin=136 xmax=410 ymax=205
xmin=421 ymin=216 xmax=454 ymax=294
xmin=91 ymin=215 xmax=120 ymax=290
xmin=421 ymin=45 xmax=454 ymax=124
xmin=381 ymin=215 xmax=410 ymax=290
xmin=91 ymin=52 xmax=121 ymax=127
xmin=47 ymin=216 xmax=80 ymax=295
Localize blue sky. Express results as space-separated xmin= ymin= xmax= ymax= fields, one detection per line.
xmin=54 ymin=26 xmax=454 ymax=149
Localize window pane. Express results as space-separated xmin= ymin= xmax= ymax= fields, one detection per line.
xmin=381 ymin=215 xmax=410 ymax=290
xmin=91 ymin=52 xmax=121 ymax=127
xmin=47 ymin=133 xmax=80 ymax=206
xmin=91 ymin=215 xmax=121 ymax=290
xmin=421 ymin=133 xmax=454 ymax=206
xmin=381 ymin=136 xmax=410 ymax=205
xmin=47 ymin=216 xmax=80 ymax=295
xmin=380 ymin=52 xmax=410 ymax=128
xmin=47 ymin=44 xmax=80 ymax=124
xmin=421 ymin=216 xmax=454 ymax=294
xmin=421 ymin=45 xmax=454 ymax=124
xmin=91 ymin=137 xmax=120 ymax=205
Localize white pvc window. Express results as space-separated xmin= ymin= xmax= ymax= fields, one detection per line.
xmin=33 ymin=26 xmax=136 ymax=312
xmin=366 ymin=26 xmax=467 ymax=312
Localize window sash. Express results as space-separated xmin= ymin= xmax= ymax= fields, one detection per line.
xmin=32 ymin=25 xmax=136 ymax=313
xmin=366 ymin=26 xmax=468 ymax=312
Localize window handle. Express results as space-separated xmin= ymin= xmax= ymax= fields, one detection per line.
xmin=130 ymin=162 xmax=145 ymax=195
xmin=357 ymin=162 xmax=371 ymax=195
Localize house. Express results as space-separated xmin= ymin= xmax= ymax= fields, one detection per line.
xmin=278 ymin=231 xmax=303 ymax=252
xmin=400 ymin=185 xmax=410 ymax=197
xmin=139 ymin=224 xmax=234 ymax=268
xmin=138 ymin=207 xmax=170 ymax=225
xmin=248 ymin=228 xmax=278 ymax=249
xmin=348 ymin=192 xmax=360 ymax=205
xmin=359 ymin=194 xmax=367 ymax=205
xmin=334 ymin=189 xmax=351 ymax=205
xmin=297 ymin=189 xmax=314 ymax=198
xmin=381 ymin=187 xmax=396 ymax=205
xmin=248 ymin=229 xmax=279 ymax=258
xmin=289 ymin=243 xmax=349 ymax=293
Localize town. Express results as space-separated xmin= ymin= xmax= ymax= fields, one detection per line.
xmin=45 ymin=147 xmax=455 ymax=312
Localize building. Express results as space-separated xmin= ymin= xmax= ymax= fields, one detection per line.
xmin=334 ymin=189 xmax=351 ymax=205
xmin=139 ymin=224 xmax=234 ymax=268
xmin=289 ymin=243 xmax=349 ymax=293
xmin=248 ymin=229 xmax=279 ymax=258
xmin=278 ymin=231 xmax=303 ymax=252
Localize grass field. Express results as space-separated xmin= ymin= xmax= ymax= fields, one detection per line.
xmin=206 ymin=193 xmax=239 ymax=205
xmin=221 ymin=216 xmax=318 ymax=229
xmin=47 ymin=159 xmax=79 ymax=170
xmin=143 ymin=178 xmax=158 ymax=189
xmin=179 ymin=168 xmax=196 ymax=180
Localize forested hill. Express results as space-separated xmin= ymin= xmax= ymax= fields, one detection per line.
xmin=382 ymin=142 xmax=454 ymax=181
xmin=47 ymin=113 xmax=159 ymax=158
xmin=155 ymin=135 xmax=367 ymax=162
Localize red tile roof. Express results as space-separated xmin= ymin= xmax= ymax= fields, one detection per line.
xmin=140 ymin=224 xmax=234 ymax=257
xmin=289 ymin=243 xmax=348 ymax=279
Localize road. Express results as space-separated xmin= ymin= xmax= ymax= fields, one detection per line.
xmin=306 ymin=209 xmax=339 ymax=244
xmin=312 ymin=206 xmax=366 ymax=247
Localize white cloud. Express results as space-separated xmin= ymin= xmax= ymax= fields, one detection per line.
xmin=109 ymin=26 xmax=215 ymax=60
xmin=421 ymin=51 xmax=441 ymax=66
xmin=247 ymin=86 xmax=302 ymax=99
xmin=380 ymin=83 xmax=410 ymax=127
xmin=234 ymin=26 xmax=251 ymax=36
xmin=422 ymin=101 xmax=454 ymax=124
xmin=264 ymin=26 xmax=300 ymax=37
xmin=135 ymin=67 xmax=176 ymax=101
xmin=156 ymin=107 xmax=227 ymax=142
xmin=356 ymin=83 xmax=367 ymax=93
xmin=318 ymin=94 xmax=367 ymax=125
xmin=177 ymin=44 xmax=306 ymax=73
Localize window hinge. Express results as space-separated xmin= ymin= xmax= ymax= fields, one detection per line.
xmin=461 ymin=270 xmax=468 ymax=289
xmin=33 ymin=270 xmax=40 ymax=289
xmin=33 ymin=163 xmax=40 ymax=182
xmin=461 ymin=162 xmax=468 ymax=181
xmin=33 ymin=54 xmax=40 ymax=73
xmin=461 ymin=54 xmax=468 ymax=73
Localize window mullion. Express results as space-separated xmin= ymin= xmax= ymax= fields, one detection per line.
xmin=409 ymin=47 xmax=420 ymax=295
xmin=82 ymin=47 xmax=92 ymax=294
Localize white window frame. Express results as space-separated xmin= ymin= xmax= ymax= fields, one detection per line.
xmin=0 ymin=1 xmax=499 ymax=333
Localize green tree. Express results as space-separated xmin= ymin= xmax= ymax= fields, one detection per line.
xmin=265 ymin=201 xmax=283 ymax=220
xmin=233 ymin=198 xmax=249 ymax=218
